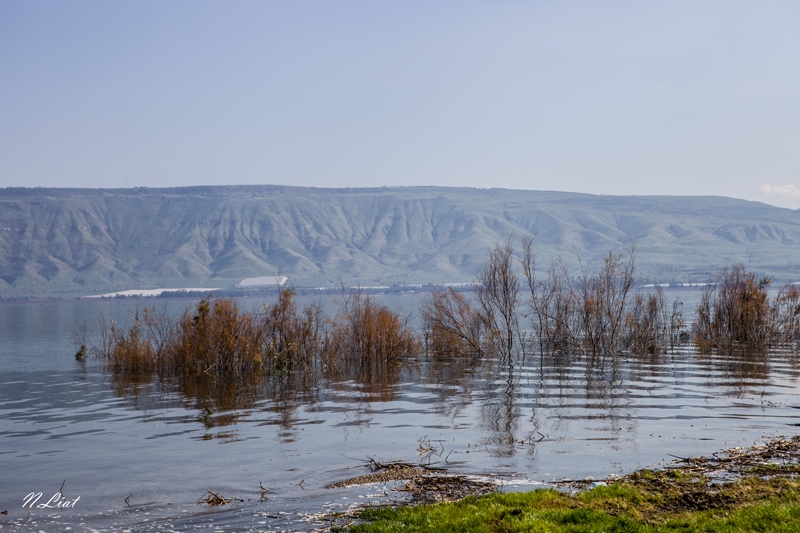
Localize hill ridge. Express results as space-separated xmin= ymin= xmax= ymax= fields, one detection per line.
xmin=1 ymin=186 xmax=798 ymax=296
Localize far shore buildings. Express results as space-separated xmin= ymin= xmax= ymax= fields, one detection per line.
xmin=236 ymin=276 xmax=289 ymax=289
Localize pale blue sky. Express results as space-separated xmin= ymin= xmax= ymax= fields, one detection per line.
xmin=2 ymin=1 xmax=799 ymax=207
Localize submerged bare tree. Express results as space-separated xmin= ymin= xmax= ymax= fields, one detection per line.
xmin=427 ymin=238 xmax=682 ymax=358
xmin=522 ymin=238 xmax=577 ymax=353
xmin=623 ymin=286 xmax=684 ymax=355
xmin=523 ymin=240 xmax=682 ymax=356
xmin=421 ymin=287 xmax=484 ymax=357
xmin=475 ymin=239 xmax=523 ymax=358
xmin=575 ymin=248 xmax=637 ymax=355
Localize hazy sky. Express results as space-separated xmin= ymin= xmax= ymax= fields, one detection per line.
xmin=2 ymin=1 xmax=799 ymax=207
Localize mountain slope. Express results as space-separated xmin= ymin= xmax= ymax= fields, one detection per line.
xmin=1 ymin=186 xmax=799 ymax=295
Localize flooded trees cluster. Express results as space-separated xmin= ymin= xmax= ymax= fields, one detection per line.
xmin=93 ymin=288 xmax=415 ymax=379
xmin=424 ymin=239 xmax=684 ymax=358
xmin=89 ymin=239 xmax=800 ymax=386
xmin=424 ymin=239 xmax=800 ymax=359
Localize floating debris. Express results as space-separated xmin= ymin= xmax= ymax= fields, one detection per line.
xmin=554 ymin=436 xmax=800 ymax=492
xmin=668 ymin=435 xmax=800 ymax=480
xmin=326 ymin=460 xmax=430 ymax=488
xmin=327 ymin=459 xmax=496 ymax=504
xmin=196 ymin=489 xmax=241 ymax=506
xmin=398 ymin=474 xmax=496 ymax=504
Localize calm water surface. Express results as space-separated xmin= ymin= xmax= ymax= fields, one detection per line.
xmin=2 ymin=294 xmax=800 ymax=532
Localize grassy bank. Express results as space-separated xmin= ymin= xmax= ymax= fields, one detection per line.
xmin=348 ymin=437 xmax=800 ymax=533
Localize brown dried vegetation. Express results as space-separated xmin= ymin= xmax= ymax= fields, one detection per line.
xmin=773 ymin=283 xmax=800 ymax=344
xmin=421 ymin=287 xmax=484 ymax=357
xmin=327 ymin=289 xmax=418 ymax=364
xmin=95 ymin=288 xmax=417 ymax=381
xmin=624 ymin=287 xmax=685 ymax=355
xmin=324 ymin=290 xmax=418 ymax=392
xmin=694 ymin=264 xmax=800 ymax=352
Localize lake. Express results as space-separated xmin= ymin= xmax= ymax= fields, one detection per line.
xmin=2 ymin=292 xmax=800 ymax=532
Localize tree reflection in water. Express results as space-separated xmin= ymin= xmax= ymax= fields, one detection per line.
xmin=107 ymin=343 xmax=800 ymax=459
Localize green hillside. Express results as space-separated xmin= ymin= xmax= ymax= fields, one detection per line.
xmin=1 ymin=185 xmax=799 ymax=296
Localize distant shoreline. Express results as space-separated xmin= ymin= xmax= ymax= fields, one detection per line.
xmin=85 ymin=287 xmax=223 ymax=298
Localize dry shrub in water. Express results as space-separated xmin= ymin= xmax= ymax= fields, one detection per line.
xmin=423 ymin=240 xmax=523 ymax=359
xmin=421 ymin=287 xmax=484 ymax=357
xmin=107 ymin=308 xmax=158 ymax=373
xmin=772 ymin=283 xmax=800 ymax=345
xmin=326 ymin=289 xmax=418 ymax=365
xmin=172 ymin=298 xmax=262 ymax=374
xmin=260 ymin=288 xmax=326 ymax=371
xmin=694 ymin=265 xmax=772 ymax=352
xmin=97 ymin=290 xmax=326 ymax=377
xmin=624 ymin=286 xmax=685 ymax=355
xmin=323 ymin=289 xmax=417 ymax=399
xmin=695 ymin=265 xmax=800 ymax=352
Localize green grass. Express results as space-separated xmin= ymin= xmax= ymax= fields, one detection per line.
xmin=348 ymin=471 xmax=800 ymax=533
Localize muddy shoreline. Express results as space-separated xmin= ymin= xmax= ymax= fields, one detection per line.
xmin=316 ymin=435 xmax=800 ymax=530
